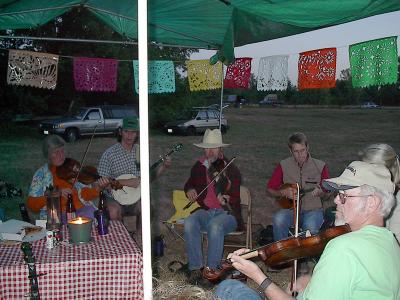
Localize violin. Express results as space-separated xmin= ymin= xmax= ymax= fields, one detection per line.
xmin=209 ymin=158 xmax=232 ymax=207
xmin=277 ymin=183 xmax=313 ymax=209
xmin=56 ymin=157 xmax=123 ymax=190
xmin=202 ymin=224 xmax=351 ymax=283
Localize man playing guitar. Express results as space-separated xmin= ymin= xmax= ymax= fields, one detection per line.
xmin=267 ymin=132 xmax=330 ymax=243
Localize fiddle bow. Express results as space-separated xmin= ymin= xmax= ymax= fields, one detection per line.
xmin=202 ymin=224 xmax=351 ymax=283
xmin=183 ymin=157 xmax=236 ymax=210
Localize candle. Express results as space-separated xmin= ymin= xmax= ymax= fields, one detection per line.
xmin=68 ymin=217 xmax=92 ymax=244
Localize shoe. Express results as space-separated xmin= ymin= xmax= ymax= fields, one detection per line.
xmin=187 ymin=269 xmax=213 ymax=289
xmin=188 ymin=269 xmax=203 ymax=285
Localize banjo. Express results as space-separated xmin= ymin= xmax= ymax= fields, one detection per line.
xmin=112 ymin=143 xmax=183 ymax=205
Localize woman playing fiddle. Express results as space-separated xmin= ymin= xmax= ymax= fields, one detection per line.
xmin=27 ymin=135 xmax=110 ymax=222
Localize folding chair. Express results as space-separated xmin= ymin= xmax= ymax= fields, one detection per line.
xmin=164 ymin=186 xmax=253 ymax=250
xmin=219 ymin=185 xmax=253 ymax=249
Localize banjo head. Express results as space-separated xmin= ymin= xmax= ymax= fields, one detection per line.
xmin=111 ymin=174 xmax=141 ymax=205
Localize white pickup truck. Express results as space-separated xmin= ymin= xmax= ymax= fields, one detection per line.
xmin=39 ymin=105 xmax=137 ymax=142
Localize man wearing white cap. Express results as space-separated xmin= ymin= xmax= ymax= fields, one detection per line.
xmin=184 ymin=129 xmax=242 ymax=287
xmin=216 ymin=161 xmax=400 ymax=300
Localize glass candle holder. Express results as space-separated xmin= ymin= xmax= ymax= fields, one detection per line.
xmin=46 ymin=187 xmax=61 ymax=230
xmin=67 ymin=217 xmax=93 ymax=244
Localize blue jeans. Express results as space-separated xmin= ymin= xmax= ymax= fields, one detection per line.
xmin=216 ymin=279 xmax=261 ymax=300
xmin=184 ymin=208 xmax=237 ymax=270
xmin=273 ymin=209 xmax=323 ymax=241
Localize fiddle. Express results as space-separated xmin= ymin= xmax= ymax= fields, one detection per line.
xmin=56 ymin=157 xmax=123 ymax=190
xmin=277 ymin=183 xmax=313 ymax=209
xmin=209 ymin=158 xmax=232 ymax=209
xmin=202 ymin=224 xmax=351 ymax=283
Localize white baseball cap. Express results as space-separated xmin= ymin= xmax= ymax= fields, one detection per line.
xmin=323 ymin=161 xmax=395 ymax=194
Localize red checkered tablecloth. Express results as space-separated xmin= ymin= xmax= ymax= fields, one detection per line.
xmin=0 ymin=220 xmax=143 ymax=299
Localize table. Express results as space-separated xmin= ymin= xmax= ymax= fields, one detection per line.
xmin=0 ymin=220 xmax=143 ymax=299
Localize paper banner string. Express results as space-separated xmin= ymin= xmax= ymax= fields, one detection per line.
xmin=349 ymin=36 xmax=398 ymax=88
xmin=186 ymin=60 xmax=223 ymax=91
xmin=7 ymin=50 xmax=59 ymax=90
xmin=73 ymin=57 xmax=118 ymax=92
xmin=133 ymin=60 xmax=176 ymax=94
xmin=224 ymin=57 xmax=252 ymax=89
xmin=257 ymin=55 xmax=288 ymax=91
xmin=298 ymin=48 xmax=337 ymax=90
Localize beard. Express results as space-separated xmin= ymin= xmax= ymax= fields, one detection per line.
xmin=334 ymin=218 xmax=346 ymax=226
xmin=334 ymin=210 xmax=346 ymax=226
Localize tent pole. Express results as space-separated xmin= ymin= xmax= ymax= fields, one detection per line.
xmin=138 ymin=0 xmax=152 ymax=298
xmin=219 ymin=63 xmax=224 ymax=130
xmin=0 ymin=35 xmax=219 ymax=50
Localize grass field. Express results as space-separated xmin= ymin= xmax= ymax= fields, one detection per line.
xmin=1 ymin=106 xmax=400 ymax=226
xmin=1 ymin=106 xmax=399 ymax=292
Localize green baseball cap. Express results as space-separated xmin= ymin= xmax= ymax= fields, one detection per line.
xmin=122 ymin=117 xmax=139 ymax=131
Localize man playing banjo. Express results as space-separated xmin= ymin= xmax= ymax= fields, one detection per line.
xmin=98 ymin=117 xmax=171 ymax=228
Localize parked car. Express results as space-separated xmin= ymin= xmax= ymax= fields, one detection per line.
xmin=259 ymin=94 xmax=283 ymax=107
xmin=164 ymin=107 xmax=228 ymax=135
xmin=361 ymin=101 xmax=380 ymax=108
xmin=39 ymin=105 xmax=137 ymax=142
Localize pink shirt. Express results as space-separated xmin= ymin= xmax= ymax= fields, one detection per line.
xmin=200 ymin=157 xmax=222 ymax=209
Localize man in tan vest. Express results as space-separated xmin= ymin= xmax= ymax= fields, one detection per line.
xmin=267 ymin=132 xmax=330 ymax=242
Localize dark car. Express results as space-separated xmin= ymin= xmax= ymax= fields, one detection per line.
xmin=164 ymin=108 xmax=228 ymax=135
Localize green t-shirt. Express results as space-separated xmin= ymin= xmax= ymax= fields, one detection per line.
xmin=301 ymin=225 xmax=400 ymax=300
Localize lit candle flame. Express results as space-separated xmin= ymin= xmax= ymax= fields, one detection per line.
xmin=69 ymin=217 xmax=90 ymax=225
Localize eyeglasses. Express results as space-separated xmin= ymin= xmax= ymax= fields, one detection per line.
xmin=334 ymin=191 xmax=373 ymax=204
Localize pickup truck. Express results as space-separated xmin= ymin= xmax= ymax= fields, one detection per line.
xmin=39 ymin=105 xmax=137 ymax=142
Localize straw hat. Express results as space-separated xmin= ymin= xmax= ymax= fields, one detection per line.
xmin=194 ymin=129 xmax=230 ymax=148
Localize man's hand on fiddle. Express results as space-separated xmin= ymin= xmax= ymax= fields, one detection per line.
xmin=61 ymin=188 xmax=73 ymax=199
xmin=311 ymin=184 xmax=324 ymax=197
xmin=218 ymin=194 xmax=230 ymax=205
xmin=281 ymin=187 xmax=295 ymax=199
xmin=228 ymin=249 xmax=266 ymax=284
xmin=96 ymin=177 xmax=111 ymax=190
xmin=186 ymin=189 xmax=198 ymax=201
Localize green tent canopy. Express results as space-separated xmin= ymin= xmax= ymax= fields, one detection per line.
xmin=0 ymin=0 xmax=400 ymax=62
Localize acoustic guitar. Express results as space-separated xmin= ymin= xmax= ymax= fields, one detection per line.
xmin=112 ymin=143 xmax=183 ymax=205
xmin=277 ymin=183 xmax=314 ymax=209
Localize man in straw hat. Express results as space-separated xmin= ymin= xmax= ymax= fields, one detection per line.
xmin=216 ymin=161 xmax=400 ymax=300
xmin=184 ymin=129 xmax=243 ymax=287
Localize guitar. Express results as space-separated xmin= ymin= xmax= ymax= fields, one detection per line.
xmin=167 ymin=190 xmax=201 ymax=223
xmin=112 ymin=143 xmax=183 ymax=205
xmin=277 ymin=183 xmax=314 ymax=209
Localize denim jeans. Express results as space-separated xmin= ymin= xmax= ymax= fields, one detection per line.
xmin=184 ymin=208 xmax=237 ymax=270
xmin=216 ymin=279 xmax=261 ymax=300
xmin=273 ymin=209 xmax=324 ymax=241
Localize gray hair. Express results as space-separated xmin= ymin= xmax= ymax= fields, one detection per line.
xmin=42 ymin=135 xmax=65 ymax=159
xmin=360 ymin=185 xmax=395 ymax=218
xmin=359 ymin=143 xmax=400 ymax=187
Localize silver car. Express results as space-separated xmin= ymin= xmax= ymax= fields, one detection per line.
xmin=164 ymin=108 xmax=228 ymax=135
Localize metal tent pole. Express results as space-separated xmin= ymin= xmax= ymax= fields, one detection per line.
xmin=219 ymin=63 xmax=224 ymax=130
xmin=138 ymin=0 xmax=152 ymax=298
